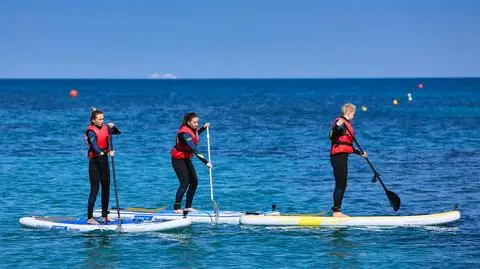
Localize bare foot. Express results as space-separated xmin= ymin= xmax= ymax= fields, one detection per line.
xmin=173 ymin=209 xmax=183 ymax=214
xmin=103 ymin=216 xmax=114 ymax=222
xmin=185 ymin=208 xmax=197 ymax=212
xmin=87 ymin=218 xmax=100 ymax=225
xmin=332 ymin=211 xmax=350 ymax=218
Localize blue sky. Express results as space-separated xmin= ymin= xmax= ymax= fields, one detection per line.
xmin=1 ymin=0 xmax=479 ymax=78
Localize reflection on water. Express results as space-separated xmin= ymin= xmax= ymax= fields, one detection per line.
xmin=327 ymin=228 xmax=361 ymax=269
xmin=82 ymin=233 xmax=118 ymax=269
xmin=79 ymin=229 xmax=194 ymax=269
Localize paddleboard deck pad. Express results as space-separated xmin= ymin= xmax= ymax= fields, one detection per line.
xmin=240 ymin=210 xmax=461 ymax=227
xmin=19 ymin=216 xmax=192 ymax=232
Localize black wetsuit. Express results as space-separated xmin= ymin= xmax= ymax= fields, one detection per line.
xmin=86 ymin=126 xmax=121 ymax=219
xmin=172 ymin=126 xmax=209 ymax=210
xmin=330 ymin=120 xmax=361 ymax=212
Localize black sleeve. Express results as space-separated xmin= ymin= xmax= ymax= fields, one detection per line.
xmin=331 ymin=120 xmax=346 ymax=136
xmin=198 ymin=126 xmax=206 ymax=135
xmin=108 ymin=126 xmax=121 ymax=135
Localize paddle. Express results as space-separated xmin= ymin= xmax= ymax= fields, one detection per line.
xmin=343 ymin=124 xmax=401 ymax=212
xmin=108 ymin=126 xmax=122 ymax=230
xmin=206 ymin=127 xmax=220 ymax=224
xmin=123 ymin=206 xmax=167 ymax=213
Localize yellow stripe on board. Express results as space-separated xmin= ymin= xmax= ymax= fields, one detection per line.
xmin=298 ymin=217 xmax=323 ymax=226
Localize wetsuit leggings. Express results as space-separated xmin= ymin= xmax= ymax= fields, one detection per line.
xmin=87 ymin=155 xmax=110 ymax=219
xmin=330 ymin=153 xmax=349 ymax=212
xmin=172 ymin=158 xmax=198 ymax=210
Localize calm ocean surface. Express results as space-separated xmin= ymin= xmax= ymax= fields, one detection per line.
xmin=1 ymin=78 xmax=479 ymax=268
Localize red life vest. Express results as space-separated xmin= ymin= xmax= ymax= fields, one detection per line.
xmin=171 ymin=125 xmax=199 ymax=159
xmin=330 ymin=117 xmax=355 ymax=155
xmin=85 ymin=124 xmax=110 ymax=159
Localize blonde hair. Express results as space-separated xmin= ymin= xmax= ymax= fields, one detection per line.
xmin=341 ymin=103 xmax=356 ymax=115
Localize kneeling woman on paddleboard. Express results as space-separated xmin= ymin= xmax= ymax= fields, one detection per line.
xmin=329 ymin=103 xmax=367 ymax=217
xmin=85 ymin=108 xmax=121 ymax=225
xmin=171 ymin=112 xmax=212 ymax=214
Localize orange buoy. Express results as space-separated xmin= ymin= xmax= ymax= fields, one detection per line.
xmin=69 ymin=89 xmax=78 ymax=98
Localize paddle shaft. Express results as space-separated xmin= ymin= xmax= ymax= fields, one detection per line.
xmin=342 ymin=122 xmax=400 ymax=212
xmin=206 ymin=128 xmax=214 ymax=201
xmin=206 ymin=127 xmax=220 ymax=222
xmin=108 ymin=127 xmax=122 ymax=226
xmin=343 ymin=124 xmax=391 ymax=192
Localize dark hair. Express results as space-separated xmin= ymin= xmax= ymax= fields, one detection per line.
xmin=90 ymin=108 xmax=104 ymax=123
xmin=181 ymin=112 xmax=198 ymax=127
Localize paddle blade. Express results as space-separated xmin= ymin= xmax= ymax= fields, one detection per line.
xmin=125 ymin=206 xmax=167 ymax=213
xmin=386 ymin=190 xmax=401 ymax=212
xmin=212 ymin=200 xmax=220 ymax=224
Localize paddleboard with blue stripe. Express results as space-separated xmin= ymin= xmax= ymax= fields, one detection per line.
xmin=19 ymin=215 xmax=191 ymax=232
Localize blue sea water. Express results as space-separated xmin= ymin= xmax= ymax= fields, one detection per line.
xmin=0 ymin=78 xmax=479 ymax=268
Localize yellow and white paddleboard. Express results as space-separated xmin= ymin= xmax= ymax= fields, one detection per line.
xmin=240 ymin=210 xmax=460 ymax=227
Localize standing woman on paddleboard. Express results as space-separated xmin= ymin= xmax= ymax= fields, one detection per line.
xmin=171 ymin=112 xmax=213 ymax=214
xmin=329 ymin=103 xmax=367 ymax=217
xmin=85 ymin=108 xmax=121 ymax=225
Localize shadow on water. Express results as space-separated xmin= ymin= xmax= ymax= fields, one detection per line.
xmin=326 ymin=228 xmax=361 ymax=269
xmin=78 ymin=228 xmax=195 ymax=269
xmin=81 ymin=233 xmax=119 ymax=269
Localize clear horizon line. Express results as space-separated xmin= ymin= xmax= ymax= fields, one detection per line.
xmin=1 ymin=76 xmax=479 ymax=80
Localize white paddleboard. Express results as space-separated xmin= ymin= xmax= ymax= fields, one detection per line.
xmin=19 ymin=216 xmax=191 ymax=232
xmin=240 ymin=210 xmax=461 ymax=227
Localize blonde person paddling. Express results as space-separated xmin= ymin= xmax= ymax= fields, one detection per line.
xmin=329 ymin=103 xmax=367 ymax=217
